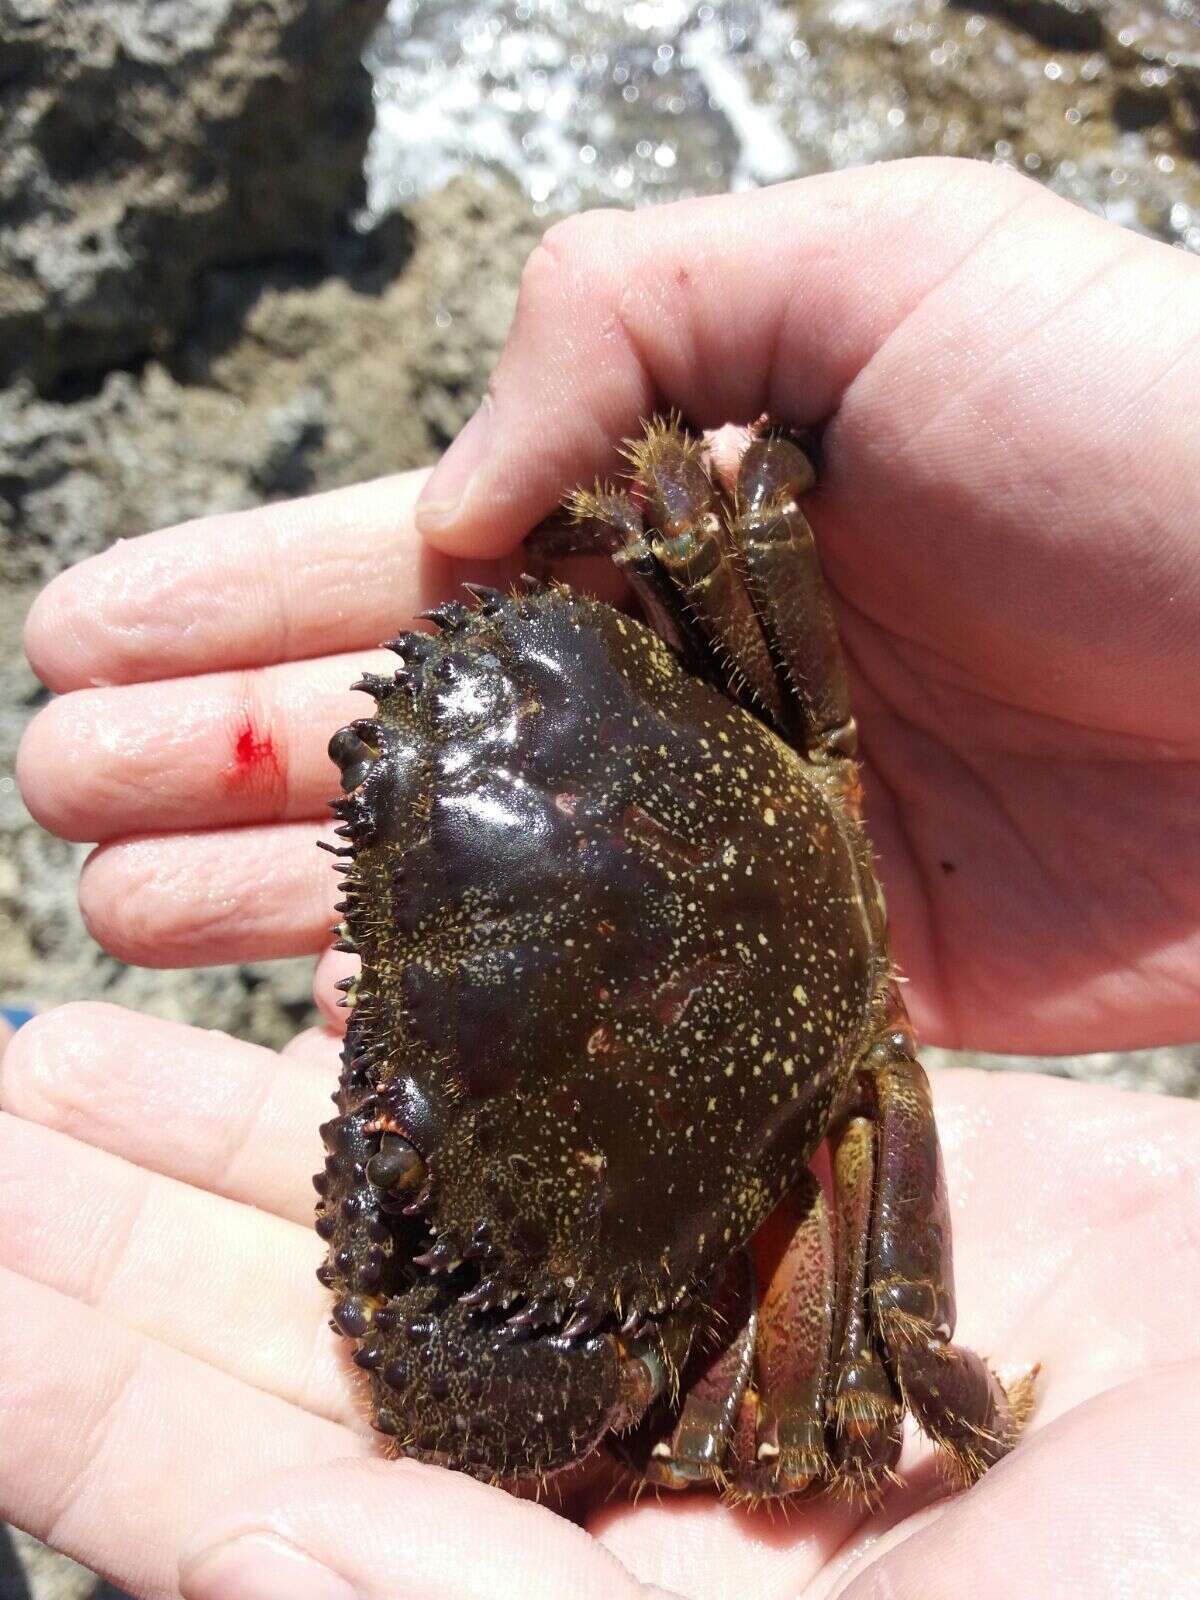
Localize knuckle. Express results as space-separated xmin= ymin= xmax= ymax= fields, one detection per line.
xmin=921 ymin=152 xmax=1035 ymax=206
xmin=521 ymin=209 xmax=625 ymax=302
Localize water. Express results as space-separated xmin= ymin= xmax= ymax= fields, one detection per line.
xmin=363 ymin=0 xmax=1200 ymax=250
xmin=364 ymin=0 xmax=816 ymax=215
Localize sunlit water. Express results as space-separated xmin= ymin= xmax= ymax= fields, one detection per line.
xmin=364 ymin=0 xmax=1199 ymax=249
xmin=365 ymin=0 xmax=814 ymax=213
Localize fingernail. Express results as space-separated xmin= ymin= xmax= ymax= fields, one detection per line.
xmin=415 ymin=397 xmax=494 ymax=534
xmin=180 ymin=1535 xmax=359 ymax=1600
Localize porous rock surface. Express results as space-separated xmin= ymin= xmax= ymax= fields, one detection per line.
xmin=0 ymin=0 xmax=389 ymax=390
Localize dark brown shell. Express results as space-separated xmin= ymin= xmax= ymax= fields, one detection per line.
xmin=316 ymin=582 xmax=888 ymax=1472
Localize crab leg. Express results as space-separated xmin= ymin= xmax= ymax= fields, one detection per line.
xmin=826 ymin=1111 xmax=905 ymax=1496
xmin=728 ymin=1169 xmax=837 ymax=1496
xmin=729 ymin=431 xmax=857 ymax=762
xmin=618 ymin=419 xmax=786 ymax=726
xmin=527 ymin=420 xmax=792 ymax=724
xmin=526 ymin=488 xmax=712 ymax=678
xmin=861 ymin=1026 xmax=1035 ymax=1486
xmin=625 ymin=1171 xmax=841 ymax=1499
xmin=605 ymin=1251 xmax=755 ymax=1489
xmin=635 ymin=1250 xmax=758 ymax=1490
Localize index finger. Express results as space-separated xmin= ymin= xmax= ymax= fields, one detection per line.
xmin=24 ymin=470 xmax=513 ymax=695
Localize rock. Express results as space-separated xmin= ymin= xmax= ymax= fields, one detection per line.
xmin=1105 ymin=2 xmax=1200 ymax=156
xmin=960 ymin=0 xmax=1105 ymax=51
xmin=782 ymin=0 xmax=1200 ymax=249
xmin=0 ymin=0 xmax=390 ymax=391
xmin=0 ymin=175 xmax=543 ymax=587
xmin=3 ymin=1525 xmax=96 ymax=1600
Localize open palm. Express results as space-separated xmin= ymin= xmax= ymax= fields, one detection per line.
xmin=1 ymin=1008 xmax=1197 ymax=1600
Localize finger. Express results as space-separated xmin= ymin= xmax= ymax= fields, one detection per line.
xmin=830 ymin=1365 xmax=1200 ymax=1600
xmin=0 ymin=1267 xmax=371 ymax=1600
xmin=179 ymin=1458 xmax=677 ymax=1600
xmin=414 ymin=158 xmax=1043 ymax=556
xmin=24 ymin=462 xmax=628 ymax=695
xmin=313 ymin=947 xmax=358 ymax=1032
xmin=1 ymin=1005 xmax=329 ymax=1224
xmin=78 ymin=824 xmax=339 ymax=966
xmin=283 ymin=1025 xmax=344 ymax=1068
xmin=0 ymin=1112 xmax=356 ymax=1426
xmin=18 ymin=649 xmax=390 ymax=843
xmin=25 ymin=469 xmax=471 ymax=692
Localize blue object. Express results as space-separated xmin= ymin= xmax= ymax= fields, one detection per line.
xmin=1 ymin=1005 xmax=35 ymax=1031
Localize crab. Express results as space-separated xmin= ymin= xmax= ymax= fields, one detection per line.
xmin=315 ymin=417 xmax=1034 ymax=1500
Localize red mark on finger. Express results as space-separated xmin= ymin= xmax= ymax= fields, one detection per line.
xmin=224 ymin=716 xmax=282 ymax=791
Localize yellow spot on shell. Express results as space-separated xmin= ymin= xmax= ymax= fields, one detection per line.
xmin=763 ymin=806 xmax=776 ymax=826
xmin=793 ymin=983 xmax=808 ymax=1004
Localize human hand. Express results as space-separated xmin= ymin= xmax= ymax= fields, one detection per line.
xmin=2 ymin=1004 xmax=1196 ymax=1600
xmin=409 ymin=155 xmax=1200 ymax=1056
xmin=18 ymin=161 xmax=1200 ymax=1056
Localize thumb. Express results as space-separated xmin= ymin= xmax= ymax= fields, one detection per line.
xmin=412 ymin=158 xmax=1038 ymax=559
xmin=179 ymin=1456 xmax=681 ymax=1600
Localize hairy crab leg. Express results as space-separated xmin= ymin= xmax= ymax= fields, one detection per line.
xmin=526 ymin=488 xmax=711 ymax=676
xmin=825 ymin=1110 xmax=905 ymax=1497
xmin=728 ymin=429 xmax=857 ymax=763
xmin=604 ymin=1248 xmax=764 ymax=1484
xmin=725 ymin=1169 xmax=837 ymax=1497
xmin=861 ymin=1021 xmax=1036 ymax=1487
xmin=624 ymin=1251 xmax=758 ymax=1491
xmin=527 ymin=419 xmax=791 ymax=723
xmin=617 ymin=1176 xmax=842 ymax=1500
xmin=618 ymin=419 xmax=786 ymax=726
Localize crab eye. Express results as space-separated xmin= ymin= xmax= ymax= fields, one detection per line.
xmin=328 ymin=727 xmax=378 ymax=792
xmin=366 ymin=1134 xmax=425 ymax=1194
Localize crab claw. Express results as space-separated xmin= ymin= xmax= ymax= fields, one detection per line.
xmin=368 ymin=1287 xmax=630 ymax=1479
